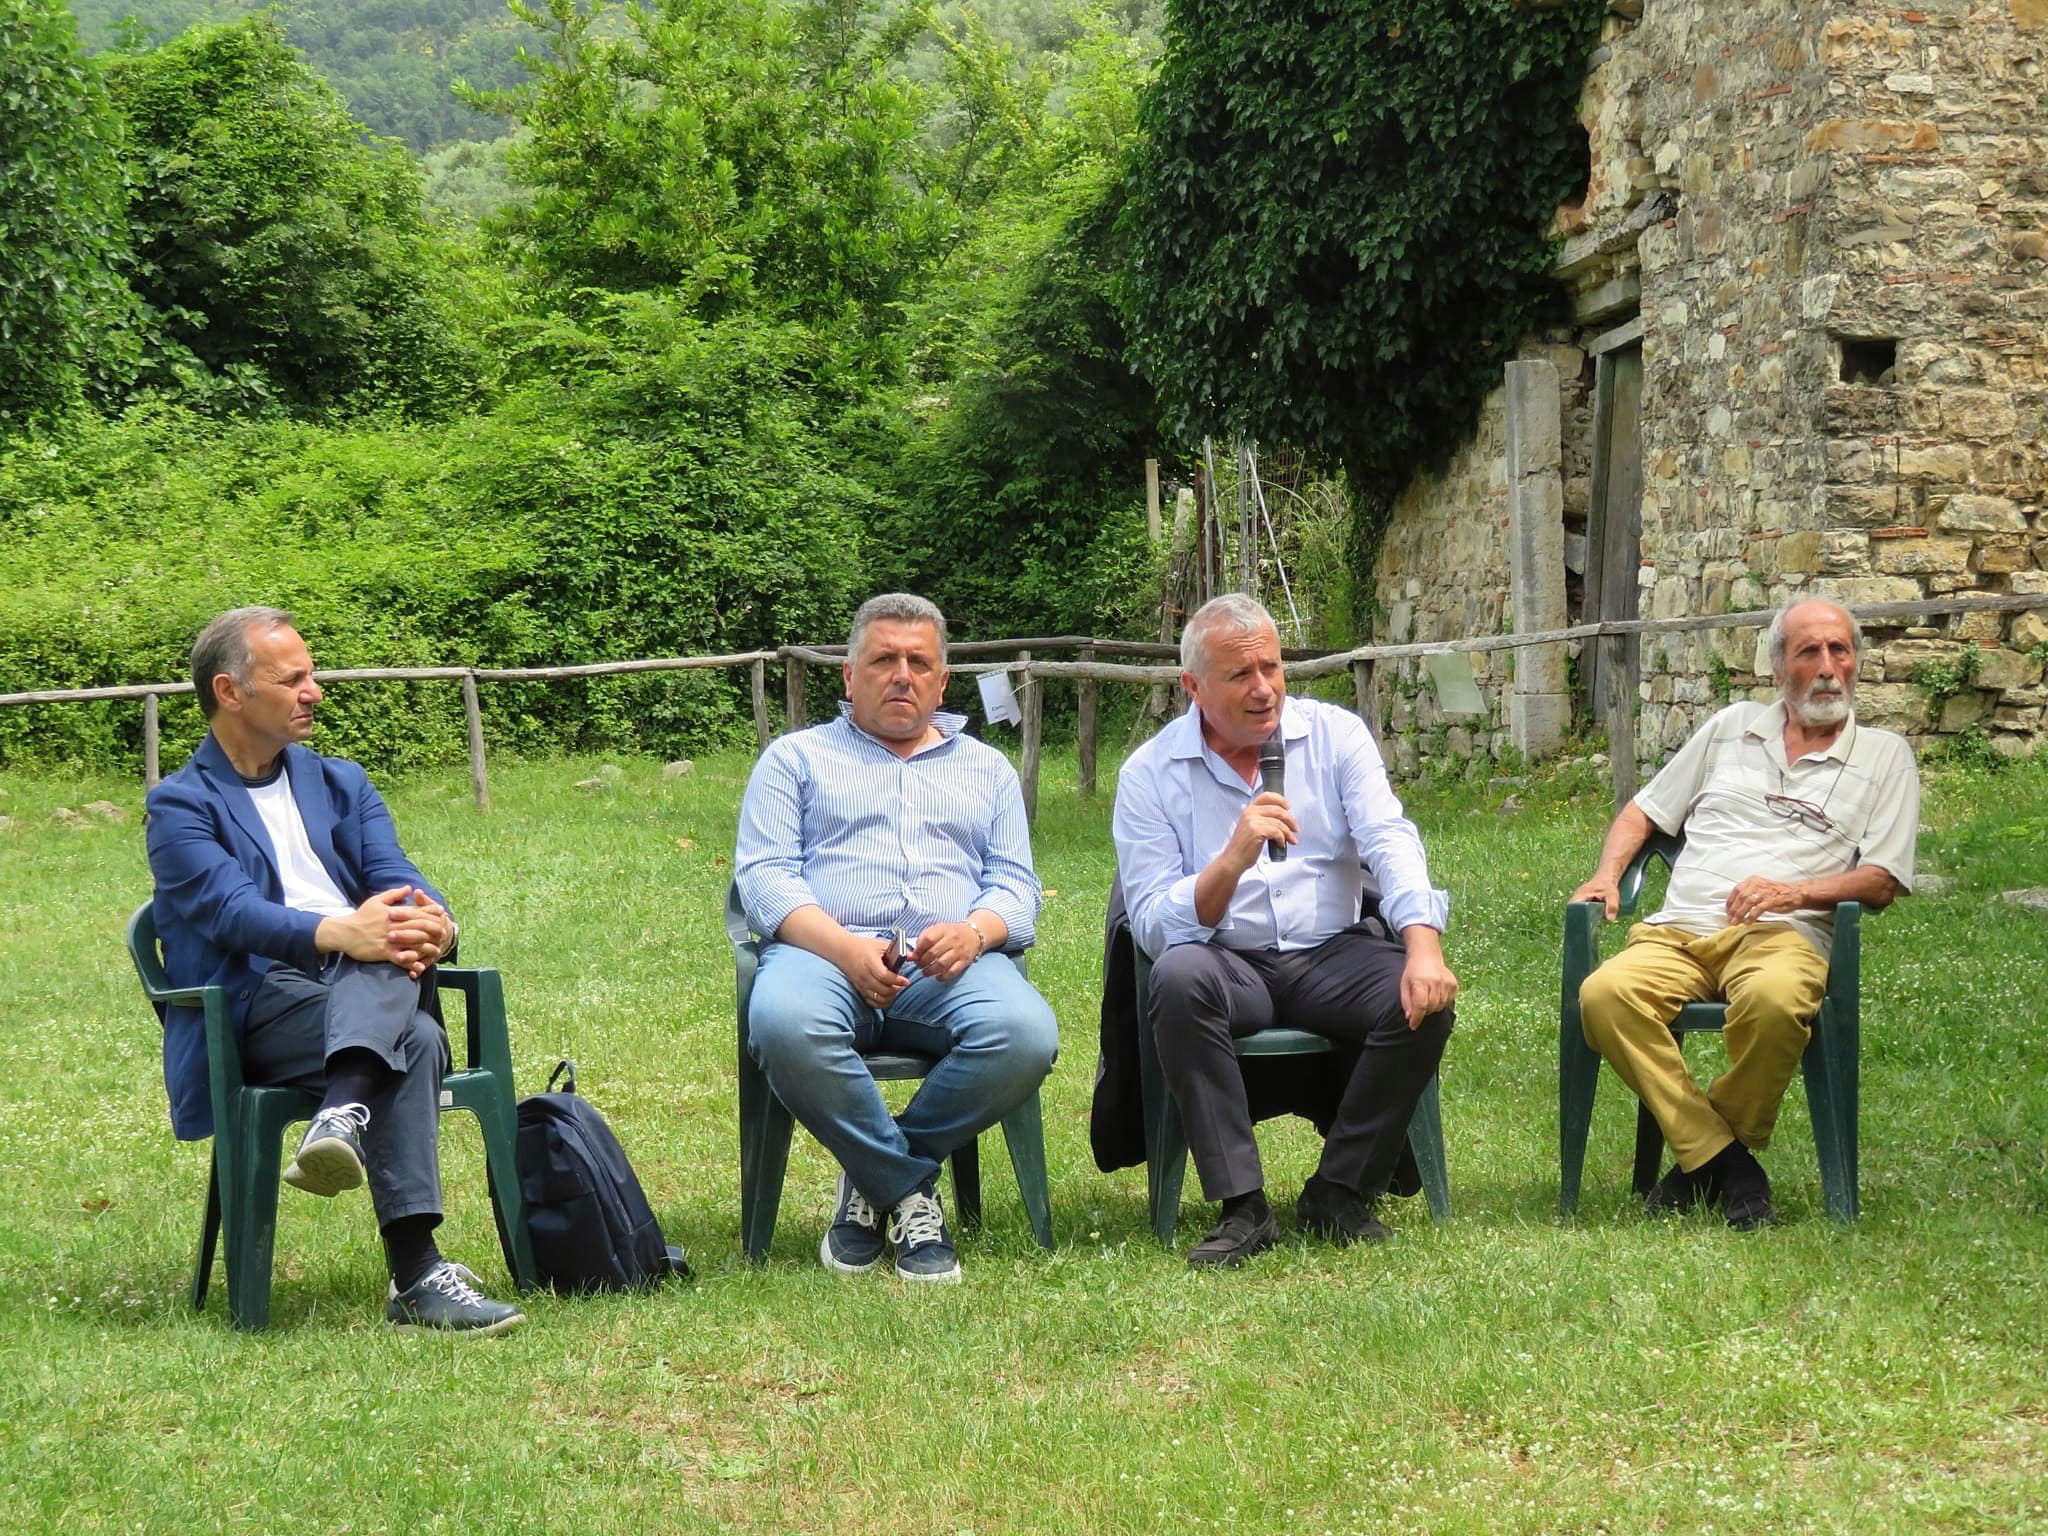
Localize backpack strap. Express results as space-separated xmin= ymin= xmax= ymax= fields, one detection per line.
xmin=547 ymin=1058 xmax=577 ymax=1096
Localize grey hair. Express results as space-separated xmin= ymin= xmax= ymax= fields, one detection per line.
xmin=1180 ymin=593 xmax=1278 ymax=674
xmin=191 ymin=606 xmax=294 ymax=718
xmin=1766 ymin=600 xmax=1862 ymax=676
xmin=848 ymin=593 xmax=947 ymax=662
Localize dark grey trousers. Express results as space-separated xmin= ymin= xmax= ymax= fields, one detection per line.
xmin=243 ymin=957 xmax=450 ymax=1228
xmin=1147 ymin=924 xmax=1453 ymax=1202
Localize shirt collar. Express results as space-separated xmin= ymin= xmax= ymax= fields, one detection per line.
xmin=1744 ymin=698 xmax=1858 ymax=763
xmin=1166 ymin=694 xmax=1310 ymax=760
xmin=835 ymin=700 xmax=968 ymax=753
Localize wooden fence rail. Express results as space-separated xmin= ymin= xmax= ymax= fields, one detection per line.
xmin=2 ymin=593 xmax=2039 ymax=817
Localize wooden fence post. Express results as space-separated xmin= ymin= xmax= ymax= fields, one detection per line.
xmin=1076 ymin=647 xmax=1098 ymax=796
xmin=750 ymin=657 xmax=771 ymax=749
xmin=143 ymin=692 xmax=161 ymax=789
xmin=784 ymin=654 xmax=806 ymax=733
xmin=1349 ymin=659 xmax=1377 ymax=743
xmin=461 ymin=673 xmax=490 ymax=811
xmin=1017 ymin=651 xmax=1042 ymax=825
xmin=1603 ymin=631 xmax=1636 ymax=810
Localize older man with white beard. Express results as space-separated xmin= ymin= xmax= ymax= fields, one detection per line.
xmin=1571 ymin=600 xmax=1919 ymax=1229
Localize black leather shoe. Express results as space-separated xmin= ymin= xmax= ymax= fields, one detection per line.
xmin=1188 ymin=1204 xmax=1279 ymax=1269
xmin=1719 ymin=1148 xmax=1776 ymax=1230
xmin=1644 ymin=1160 xmax=1722 ymax=1215
xmin=1295 ymin=1176 xmax=1390 ymax=1245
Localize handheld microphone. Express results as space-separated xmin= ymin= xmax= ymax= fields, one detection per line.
xmin=1256 ymin=735 xmax=1286 ymax=861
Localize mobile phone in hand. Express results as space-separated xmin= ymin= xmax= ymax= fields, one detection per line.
xmin=883 ymin=928 xmax=906 ymax=969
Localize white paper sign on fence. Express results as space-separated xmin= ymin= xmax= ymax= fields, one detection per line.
xmin=977 ymin=669 xmax=1022 ymax=726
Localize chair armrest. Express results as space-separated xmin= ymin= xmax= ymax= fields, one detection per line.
xmin=141 ymin=981 xmax=223 ymax=1010
xmin=435 ymin=966 xmax=515 ymax=1077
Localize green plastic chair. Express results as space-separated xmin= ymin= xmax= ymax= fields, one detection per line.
xmin=725 ymin=884 xmax=1054 ymax=1262
xmin=1557 ymin=829 xmax=1862 ymax=1221
xmin=126 ymin=901 xmax=539 ymax=1330
xmin=1132 ymin=946 xmax=1453 ymax=1245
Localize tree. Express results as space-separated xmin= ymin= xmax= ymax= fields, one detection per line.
xmin=477 ymin=0 xmax=954 ymax=345
xmin=1118 ymin=0 xmax=1601 ymax=576
xmin=103 ymin=16 xmax=477 ymax=417
xmin=0 ymin=0 xmax=141 ymax=427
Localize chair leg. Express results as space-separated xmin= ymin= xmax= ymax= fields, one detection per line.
xmin=1558 ymin=1015 xmax=1604 ymax=1218
xmin=997 ymin=1090 xmax=1055 ymax=1250
xmin=1632 ymin=1103 xmax=1667 ymax=1197
xmin=1803 ymin=1004 xmax=1860 ymax=1222
xmin=1144 ymin=1093 xmax=1189 ymax=1248
xmin=226 ymin=1114 xmax=287 ymax=1332
xmin=950 ymin=1136 xmax=983 ymax=1233
xmin=1404 ymin=1073 xmax=1452 ymax=1224
xmin=737 ymin=1047 xmax=795 ymax=1265
xmin=192 ymin=1149 xmax=222 ymax=1313
xmin=470 ymin=1085 xmax=538 ymax=1290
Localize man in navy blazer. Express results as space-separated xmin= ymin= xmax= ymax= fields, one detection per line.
xmin=146 ymin=607 xmax=523 ymax=1334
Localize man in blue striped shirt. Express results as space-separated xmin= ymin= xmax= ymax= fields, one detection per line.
xmin=735 ymin=594 xmax=1058 ymax=1281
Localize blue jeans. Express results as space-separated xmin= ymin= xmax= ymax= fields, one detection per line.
xmin=746 ymin=943 xmax=1059 ymax=1212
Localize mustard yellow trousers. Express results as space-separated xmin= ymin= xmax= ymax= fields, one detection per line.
xmin=1578 ymin=922 xmax=1828 ymax=1172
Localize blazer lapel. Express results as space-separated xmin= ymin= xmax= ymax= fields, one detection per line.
xmin=194 ymin=733 xmax=280 ymax=885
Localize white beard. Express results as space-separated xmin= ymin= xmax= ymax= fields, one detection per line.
xmin=1791 ymin=682 xmax=1852 ymax=727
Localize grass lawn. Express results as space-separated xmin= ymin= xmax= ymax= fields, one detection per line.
xmin=1 ymin=742 xmax=2044 ymax=1534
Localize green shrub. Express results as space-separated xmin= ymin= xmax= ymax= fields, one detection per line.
xmin=0 ymin=310 xmax=876 ymax=772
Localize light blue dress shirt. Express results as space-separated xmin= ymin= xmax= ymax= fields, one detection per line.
xmin=1112 ymin=695 xmax=1449 ymax=959
xmin=736 ymin=704 xmax=1041 ymax=946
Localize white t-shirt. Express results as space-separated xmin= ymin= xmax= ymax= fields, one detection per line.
xmin=244 ymin=772 xmax=357 ymax=920
xmin=1634 ymin=701 xmax=1919 ymax=958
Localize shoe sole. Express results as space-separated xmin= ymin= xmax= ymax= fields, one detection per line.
xmin=283 ymin=1136 xmax=365 ymax=1197
xmin=1188 ymin=1234 xmax=1278 ymax=1269
xmin=819 ymin=1229 xmax=884 ymax=1275
xmin=1297 ymin=1218 xmax=1389 ymax=1246
xmin=894 ymin=1259 xmax=963 ymax=1283
xmin=389 ymin=1311 xmax=526 ymax=1337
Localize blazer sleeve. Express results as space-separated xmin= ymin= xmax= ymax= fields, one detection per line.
xmin=334 ymin=761 xmax=447 ymax=916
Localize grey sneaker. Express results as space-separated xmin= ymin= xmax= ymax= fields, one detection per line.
xmin=283 ymin=1103 xmax=369 ymax=1197
xmin=386 ymin=1260 xmax=525 ymax=1335
xmin=888 ymin=1183 xmax=961 ymax=1283
xmin=820 ymin=1170 xmax=886 ymax=1274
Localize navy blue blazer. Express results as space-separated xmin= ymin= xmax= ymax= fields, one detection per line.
xmin=144 ymin=733 xmax=448 ymax=1140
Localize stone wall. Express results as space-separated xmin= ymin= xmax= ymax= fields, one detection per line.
xmin=1370 ymin=0 xmax=2048 ymax=774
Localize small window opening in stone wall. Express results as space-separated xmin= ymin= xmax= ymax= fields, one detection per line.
xmin=1557 ymin=123 xmax=1593 ymax=215
xmin=1836 ymin=335 xmax=1896 ymax=386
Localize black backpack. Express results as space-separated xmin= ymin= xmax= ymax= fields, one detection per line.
xmin=496 ymin=1061 xmax=689 ymax=1293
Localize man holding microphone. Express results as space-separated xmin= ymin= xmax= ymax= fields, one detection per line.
xmin=1112 ymin=595 xmax=1457 ymax=1267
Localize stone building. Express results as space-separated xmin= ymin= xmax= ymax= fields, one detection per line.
xmin=1370 ymin=0 xmax=2047 ymax=775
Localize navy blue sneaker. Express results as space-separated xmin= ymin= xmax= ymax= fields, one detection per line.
xmin=820 ymin=1171 xmax=886 ymax=1274
xmin=888 ymin=1182 xmax=961 ymax=1283
xmin=283 ymin=1102 xmax=369 ymax=1197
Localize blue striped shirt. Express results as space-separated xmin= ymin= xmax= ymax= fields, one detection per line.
xmin=735 ymin=705 xmax=1041 ymax=947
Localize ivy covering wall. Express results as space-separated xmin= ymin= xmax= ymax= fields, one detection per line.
xmin=1116 ymin=0 xmax=1603 ymax=615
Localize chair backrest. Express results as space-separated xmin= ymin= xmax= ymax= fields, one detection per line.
xmin=125 ymin=900 xmax=172 ymax=1015
xmin=723 ymin=878 xmax=754 ymax=950
xmin=1616 ymin=828 xmax=1685 ymax=918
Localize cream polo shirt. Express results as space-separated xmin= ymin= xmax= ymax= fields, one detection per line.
xmin=1634 ymin=700 xmax=1919 ymax=958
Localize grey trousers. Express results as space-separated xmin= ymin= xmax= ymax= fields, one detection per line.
xmin=242 ymin=957 xmax=450 ymax=1228
xmin=1147 ymin=923 xmax=1453 ymax=1202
